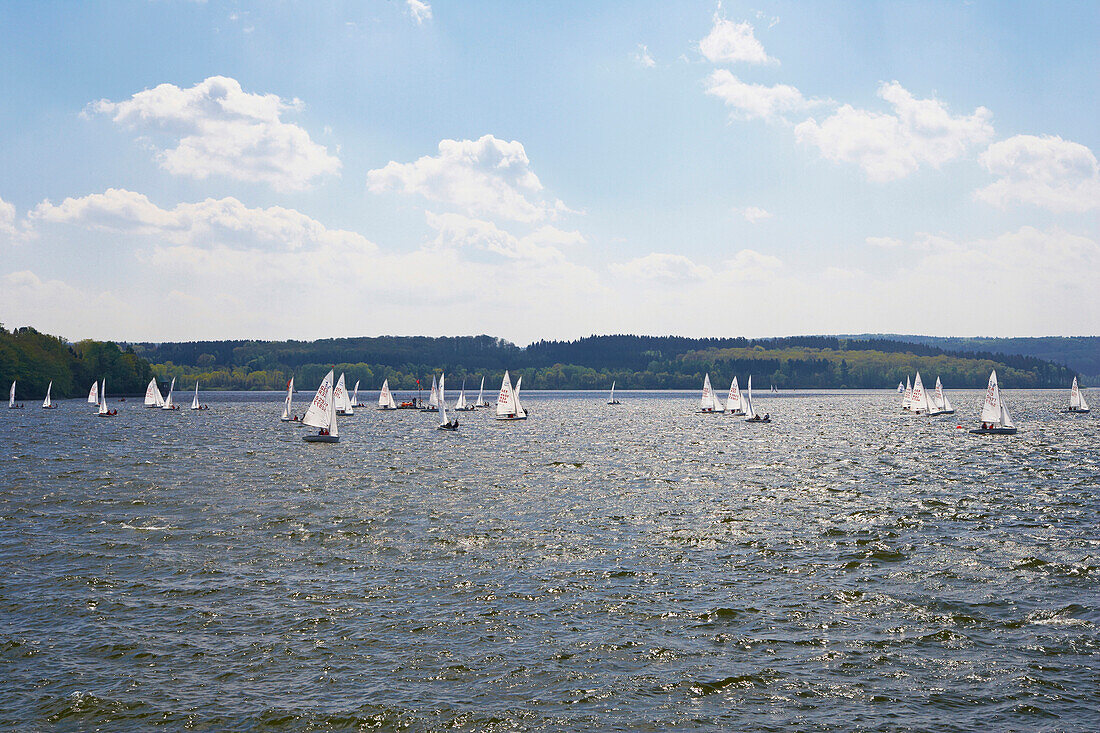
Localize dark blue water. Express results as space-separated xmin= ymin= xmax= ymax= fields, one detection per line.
xmin=1 ymin=391 xmax=1097 ymax=731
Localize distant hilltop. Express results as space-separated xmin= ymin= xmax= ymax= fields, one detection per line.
xmin=126 ymin=334 xmax=1083 ymax=391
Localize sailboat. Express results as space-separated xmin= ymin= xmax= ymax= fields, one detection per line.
xmin=42 ymin=381 xmax=57 ymax=409
xmin=454 ymin=378 xmax=474 ymax=411
xmin=607 ymin=381 xmax=621 ymax=405
xmin=901 ymin=376 xmax=912 ymax=411
xmin=910 ymin=372 xmax=931 ymax=415
xmin=515 ymin=376 xmax=529 ymax=416
xmin=437 ymin=372 xmax=458 ymax=430
xmin=421 ymin=375 xmax=440 ymax=412
xmin=970 ymin=370 xmax=1017 ymax=435
xmin=302 ymin=370 xmax=339 ymax=442
xmin=351 ymin=380 xmax=361 ymax=408
xmin=475 ymin=376 xmax=490 ymax=408
xmin=897 ymin=381 xmax=905 ymax=393
xmin=378 ymin=379 xmax=398 ymax=410
xmin=929 ymin=377 xmax=954 ymax=415
xmin=698 ymin=373 xmax=723 ymax=413
xmin=1067 ymin=377 xmax=1090 ymax=413
xmin=280 ymin=378 xmax=295 ymax=422
xmin=495 ymin=370 xmax=527 ymax=420
xmin=87 ymin=381 xmax=99 ymax=405
xmin=162 ymin=377 xmax=178 ymax=410
xmin=190 ymin=382 xmax=202 ymax=410
xmin=333 ymin=373 xmax=354 ymax=416
xmin=8 ymin=381 xmax=23 ymax=409
xmin=744 ymin=376 xmax=771 ymax=422
xmin=144 ymin=378 xmax=165 ymax=408
xmin=724 ymin=376 xmax=745 ymax=415
xmin=97 ymin=379 xmax=116 ymax=417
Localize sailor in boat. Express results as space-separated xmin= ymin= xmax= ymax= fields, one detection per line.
xmin=438 ymin=418 xmax=458 ymax=431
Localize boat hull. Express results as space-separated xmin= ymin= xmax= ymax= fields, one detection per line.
xmin=969 ymin=427 xmax=1017 ymax=435
xmin=495 ymin=415 xmax=527 ymax=420
xmin=1066 ymin=407 xmax=1090 ymax=413
xmin=303 ymin=435 xmax=340 ymax=443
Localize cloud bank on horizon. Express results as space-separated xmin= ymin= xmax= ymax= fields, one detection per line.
xmin=0 ymin=0 xmax=1096 ymax=343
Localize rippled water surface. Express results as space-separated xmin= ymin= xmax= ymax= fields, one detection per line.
xmin=2 ymin=390 xmax=1098 ymax=731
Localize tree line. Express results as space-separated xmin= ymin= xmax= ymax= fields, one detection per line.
xmin=0 ymin=326 xmax=153 ymax=399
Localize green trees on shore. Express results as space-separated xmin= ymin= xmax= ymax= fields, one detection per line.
xmin=0 ymin=326 xmax=152 ymax=398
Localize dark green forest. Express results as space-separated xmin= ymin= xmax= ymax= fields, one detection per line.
xmin=131 ymin=334 xmax=1079 ymax=391
xmin=0 ymin=326 xmax=153 ymax=399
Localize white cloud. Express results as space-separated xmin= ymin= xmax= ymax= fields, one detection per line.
xmin=738 ymin=206 xmax=773 ymax=223
xmin=0 ymin=271 xmax=132 ymax=341
xmin=632 ymin=44 xmax=656 ymax=68
xmin=705 ymin=70 xmax=819 ymax=122
xmin=611 ymin=252 xmax=713 ymax=285
xmin=865 ymin=236 xmax=905 ymax=248
xmin=698 ymin=9 xmax=774 ymax=65
xmin=407 ymin=0 xmax=432 ymax=24
xmin=0 ymin=196 xmax=15 ymax=237
xmin=90 ymin=76 xmax=340 ymax=191
xmin=367 ymin=135 xmax=567 ymax=223
xmin=976 ymin=134 xmax=1099 ymax=213
xmin=425 ymin=212 xmax=583 ymax=263
xmin=29 ymin=188 xmax=374 ymax=252
xmin=718 ymin=248 xmax=783 ymax=280
xmin=794 ymin=81 xmax=994 ymax=181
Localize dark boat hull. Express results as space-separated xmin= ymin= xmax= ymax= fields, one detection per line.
xmin=303 ymin=435 xmax=339 ymax=443
xmin=969 ymin=427 xmax=1017 ymax=435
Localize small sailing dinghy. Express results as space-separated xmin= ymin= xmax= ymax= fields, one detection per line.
xmin=87 ymin=381 xmax=99 ymax=405
xmin=607 ymin=381 xmax=621 ymax=405
xmin=929 ymin=377 xmax=954 ymax=415
xmin=475 ymin=376 xmax=491 ymax=408
xmin=334 ymin=373 xmax=354 ymax=416
xmin=144 ymin=378 xmax=165 ymax=408
xmin=910 ymin=372 xmax=931 ymax=415
xmin=351 ymin=380 xmax=362 ymax=408
xmin=280 ymin=378 xmax=296 ymax=422
xmin=190 ymin=382 xmax=202 ymax=410
xmin=98 ymin=379 xmax=116 ymax=417
xmin=496 ymin=371 xmax=527 ymax=420
xmin=698 ymin=373 xmax=723 ymax=413
xmin=970 ymin=370 xmax=1016 ymax=435
xmin=162 ymin=377 xmax=178 ymax=410
xmin=901 ymin=376 xmax=912 ymax=411
xmin=8 ymin=381 xmax=23 ymax=409
xmin=743 ymin=377 xmax=771 ymax=423
xmin=378 ymin=379 xmax=398 ymax=410
xmin=437 ymin=373 xmax=458 ymax=430
xmin=454 ymin=379 xmax=474 ymax=411
xmin=421 ymin=375 xmax=440 ymax=412
xmin=724 ymin=376 xmax=745 ymax=415
xmin=1067 ymin=377 xmax=1090 ymax=413
xmin=302 ymin=370 xmax=339 ymax=442
xmin=42 ymin=381 xmax=57 ymax=409
xmin=897 ymin=381 xmax=905 ymax=393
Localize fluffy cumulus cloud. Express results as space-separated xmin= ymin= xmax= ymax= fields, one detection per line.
xmin=29 ymin=188 xmax=374 ymax=252
xmin=698 ymin=10 xmax=774 ymax=65
xmin=90 ymin=76 xmax=340 ymax=191
xmin=705 ymin=70 xmax=817 ymax=121
xmin=976 ymin=134 xmax=1099 ymax=213
xmin=0 ymin=196 xmax=15 ymax=236
xmin=425 ymin=212 xmax=583 ymax=263
xmin=794 ymin=82 xmax=994 ymax=181
xmin=367 ymin=135 xmax=567 ymax=223
xmin=407 ymin=0 xmax=432 ymax=24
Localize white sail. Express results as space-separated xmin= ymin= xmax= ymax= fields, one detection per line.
xmin=1069 ymin=377 xmax=1089 ymax=411
xmin=42 ymin=381 xmax=52 ymax=408
xmin=8 ymin=381 xmax=14 ymax=408
xmin=333 ymin=373 xmax=353 ymax=415
xmin=144 ymin=378 xmax=160 ymax=407
xmin=191 ymin=382 xmax=200 ymax=410
xmin=428 ymin=375 xmax=439 ymax=408
xmin=476 ymin=376 xmax=487 ymax=406
xmin=902 ymin=376 xmax=912 ymax=410
xmin=379 ymin=379 xmax=397 ymax=408
xmin=98 ymin=379 xmax=108 ymax=415
xmin=608 ymin=381 xmax=616 ymax=404
xmin=496 ymin=371 xmax=520 ymax=418
xmin=303 ymin=370 xmax=337 ymax=436
xmin=725 ymin=377 xmax=741 ymax=413
xmin=352 ymin=380 xmax=360 ymax=407
xmin=911 ymin=372 xmax=930 ymax=414
xmin=999 ymin=400 xmax=1015 ymax=429
xmin=281 ymin=378 xmax=294 ymax=420
xmin=897 ymin=381 xmax=904 ymax=392
xmin=162 ymin=377 xmax=175 ymax=409
xmin=743 ymin=376 xmax=756 ymax=418
xmin=941 ymin=389 xmax=953 ymax=413
xmin=514 ymin=376 xmax=527 ymax=417
xmin=980 ymin=370 xmax=1003 ymax=425
xmin=88 ymin=381 xmax=99 ymax=404
xmin=1080 ymin=387 xmax=1090 ymax=412
xmin=700 ymin=373 xmax=716 ymax=411
xmin=455 ymin=379 xmax=468 ymax=410
xmin=438 ymin=373 xmax=450 ymax=425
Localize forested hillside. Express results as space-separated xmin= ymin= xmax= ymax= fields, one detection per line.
xmin=0 ymin=326 xmax=153 ymax=399
xmin=130 ymin=334 xmax=1077 ymax=391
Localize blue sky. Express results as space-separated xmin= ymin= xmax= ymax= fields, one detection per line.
xmin=1 ymin=1 xmax=1096 ymax=343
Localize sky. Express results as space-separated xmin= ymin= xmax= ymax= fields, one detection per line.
xmin=0 ymin=0 xmax=1097 ymax=345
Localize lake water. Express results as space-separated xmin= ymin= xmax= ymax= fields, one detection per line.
xmin=2 ymin=390 xmax=1097 ymax=731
